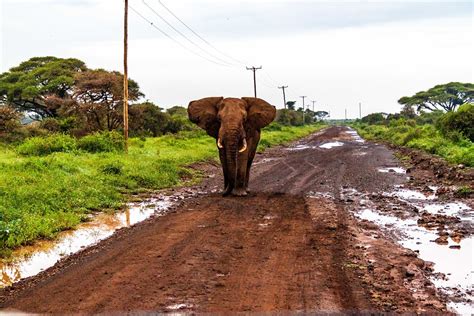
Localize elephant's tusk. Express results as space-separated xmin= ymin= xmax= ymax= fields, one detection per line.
xmin=217 ymin=138 xmax=223 ymax=149
xmin=239 ymin=139 xmax=247 ymax=153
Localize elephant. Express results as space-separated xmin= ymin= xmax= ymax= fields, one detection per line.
xmin=188 ymin=97 xmax=276 ymax=196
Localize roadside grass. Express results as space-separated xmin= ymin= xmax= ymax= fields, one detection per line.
xmin=0 ymin=123 xmax=324 ymax=256
xmin=353 ymin=123 xmax=474 ymax=167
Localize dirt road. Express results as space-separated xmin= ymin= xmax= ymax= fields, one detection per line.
xmin=0 ymin=126 xmax=462 ymax=314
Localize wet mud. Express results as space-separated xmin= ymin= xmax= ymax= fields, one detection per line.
xmin=0 ymin=126 xmax=472 ymax=314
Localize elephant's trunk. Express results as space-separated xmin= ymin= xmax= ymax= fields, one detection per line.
xmin=223 ymin=128 xmax=241 ymax=195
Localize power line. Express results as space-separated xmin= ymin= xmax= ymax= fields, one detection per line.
xmin=129 ymin=5 xmax=228 ymax=66
xmin=142 ymin=0 xmax=233 ymax=66
xmin=155 ymin=0 xmax=247 ymax=66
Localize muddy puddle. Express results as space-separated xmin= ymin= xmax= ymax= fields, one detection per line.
xmin=0 ymin=197 xmax=174 ymax=287
xmin=350 ymin=185 xmax=473 ymax=315
xmin=345 ymin=128 xmax=365 ymax=143
xmin=378 ymin=167 xmax=406 ymax=174
xmin=319 ymin=141 xmax=344 ymax=149
xmin=287 ymin=141 xmax=346 ymax=151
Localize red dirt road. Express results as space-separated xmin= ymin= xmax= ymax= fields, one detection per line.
xmin=0 ymin=126 xmax=450 ymax=314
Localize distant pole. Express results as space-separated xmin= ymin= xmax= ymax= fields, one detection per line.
xmin=359 ymin=102 xmax=362 ymax=119
xmin=123 ymin=0 xmax=129 ymax=153
xmin=246 ymin=66 xmax=262 ymax=97
xmin=345 ymin=108 xmax=347 ymax=121
xmin=300 ymin=96 xmax=307 ymax=124
xmin=278 ymin=85 xmax=288 ymax=108
xmin=311 ymin=100 xmax=316 ymax=112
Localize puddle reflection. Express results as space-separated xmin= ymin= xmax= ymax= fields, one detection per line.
xmin=319 ymin=141 xmax=344 ymax=149
xmin=0 ymin=198 xmax=172 ymax=287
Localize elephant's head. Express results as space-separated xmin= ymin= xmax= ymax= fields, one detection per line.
xmin=188 ymin=97 xmax=276 ymax=194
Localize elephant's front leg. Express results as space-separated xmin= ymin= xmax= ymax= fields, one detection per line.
xmin=244 ymin=133 xmax=259 ymax=193
xmin=219 ymin=149 xmax=231 ymax=196
xmin=232 ymin=152 xmax=248 ymax=196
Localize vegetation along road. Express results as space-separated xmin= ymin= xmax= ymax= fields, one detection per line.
xmin=1 ymin=126 xmax=472 ymax=314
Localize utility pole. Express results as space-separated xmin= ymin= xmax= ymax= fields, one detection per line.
xmin=246 ymin=66 xmax=262 ymax=97
xmin=278 ymin=85 xmax=288 ymax=108
xmin=300 ymin=96 xmax=306 ymax=124
xmin=311 ymin=100 xmax=316 ymax=112
xmin=123 ymin=0 xmax=129 ymax=153
xmin=359 ymin=102 xmax=362 ymax=119
xmin=345 ymin=108 xmax=347 ymax=121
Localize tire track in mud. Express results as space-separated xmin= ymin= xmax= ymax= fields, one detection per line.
xmin=0 ymin=126 xmax=450 ymax=314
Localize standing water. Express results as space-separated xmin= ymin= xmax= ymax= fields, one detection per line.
xmin=0 ymin=197 xmax=173 ymax=287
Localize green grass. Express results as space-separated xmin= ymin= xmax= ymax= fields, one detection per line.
xmin=0 ymin=124 xmax=324 ymax=256
xmin=353 ymin=123 xmax=474 ymax=167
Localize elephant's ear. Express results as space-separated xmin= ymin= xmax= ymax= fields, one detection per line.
xmin=188 ymin=97 xmax=223 ymax=138
xmin=242 ymin=97 xmax=276 ymax=129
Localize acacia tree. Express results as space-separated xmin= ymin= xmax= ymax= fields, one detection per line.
xmin=71 ymin=69 xmax=143 ymax=132
xmin=0 ymin=56 xmax=87 ymax=118
xmin=314 ymin=110 xmax=329 ymax=120
xmin=398 ymin=82 xmax=474 ymax=112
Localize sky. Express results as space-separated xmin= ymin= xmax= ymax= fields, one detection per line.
xmin=1 ymin=0 xmax=473 ymax=118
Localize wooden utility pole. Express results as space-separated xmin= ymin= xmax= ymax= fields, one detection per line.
xmin=311 ymin=100 xmax=316 ymax=112
xmin=359 ymin=102 xmax=362 ymax=119
xmin=345 ymin=108 xmax=347 ymax=121
xmin=246 ymin=66 xmax=262 ymax=97
xmin=123 ymin=0 xmax=129 ymax=153
xmin=300 ymin=96 xmax=306 ymax=124
xmin=278 ymin=85 xmax=288 ymax=108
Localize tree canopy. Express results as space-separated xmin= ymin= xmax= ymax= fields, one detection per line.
xmin=0 ymin=56 xmax=87 ymax=118
xmin=314 ymin=111 xmax=329 ymax=120
xmin=71 ymin=69 xmax=143 ymax=131
xmin=398 ymin=82 xmax=474 ymax=112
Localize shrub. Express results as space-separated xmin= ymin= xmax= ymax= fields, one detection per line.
xmin=40 ymin=118 xmax=61 ymax=132
xmin=0 ymin=106 xmax=21 ymax=133
xmin=100 ymin=161 xmax=124 ymax=175
xmin=17 ymin=134 xmax=76 ymax=156
xmin=437 ymin=103 xmax=474 ymax=141
xmin=361 ymin=113 xmax=386 ymax=125
xmin=77 ymin=131 xmax=124 ymax=153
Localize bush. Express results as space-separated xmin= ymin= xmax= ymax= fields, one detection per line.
xmin=361 ymin=113 xmax=386 ymax=125
xmin=437 ymin=103 xmax=474 ymax=141
xmin=77 ymin=131 xmax=124 ymax=153
xmin=276 ymin=109 xmax=303 ymax=126
xmin=0 ymin=106 xmax=21 ymax=133
xmin=17 ymin=134 xmax=76 ymax=156
xmin=100 ymin=161 xmax=124 ymax=175
xmin=39 ymin=118 xmax=61 ymax=132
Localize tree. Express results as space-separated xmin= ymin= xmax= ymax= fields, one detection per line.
xmin=286 ymin=101 xmax=296 ymax=110
xmin=129 ymin=102 xmax=169 ymax=137
xmin=314 ymin=110 xmax=329 ymax=120
xmin=0 ymin=56 xmax=87 ymax=118
xmin=398 ymin=82 xmax=474 ymax=112
xmin=400 ymin=104 xmax=416 ymax=119
xmin=71 ymin=69 xmax=143 ymax=132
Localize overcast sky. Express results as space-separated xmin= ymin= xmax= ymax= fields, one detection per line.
xmin=1 ymin=0 xmax=473 ymax=118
